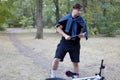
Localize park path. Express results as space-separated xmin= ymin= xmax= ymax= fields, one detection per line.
xmin=1 ymin=28 xmax=120 ymax=80
xmin=8 ymin=32 xmax=51 ymax=71
xmin=6 ymin=28 xmax=69 ymax=79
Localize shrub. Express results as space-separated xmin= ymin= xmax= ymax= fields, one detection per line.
xmin=0 ymin=24 xmax=8 ymax=31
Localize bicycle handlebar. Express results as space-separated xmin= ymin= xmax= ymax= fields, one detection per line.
xmin=99 ymin=59 xmax=105 ymax=76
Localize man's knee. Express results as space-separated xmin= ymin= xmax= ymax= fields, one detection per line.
xmin=55 ymin=58 xmax=61 ymax=61
xmin=53 ymin=58 xmax=61 ymax=64
xmin=52 ymin=58 xmax=61 ymax=70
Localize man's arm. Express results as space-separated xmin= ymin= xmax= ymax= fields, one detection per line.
xmin=78 ymin=28 xmax=86 ymax=38
xmin=56 ymin=25 xmax=71 ymax=40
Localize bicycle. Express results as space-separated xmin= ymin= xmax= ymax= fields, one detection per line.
xmin=66 ymin=59 xmax=106 ymax=80
xmin=46 ymin=59 xmax=106 ymax=80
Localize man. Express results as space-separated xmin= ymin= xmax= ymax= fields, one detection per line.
xmin=50 ymin=3 xmax=88 ymax=78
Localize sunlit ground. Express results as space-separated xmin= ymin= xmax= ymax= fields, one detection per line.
xmin=0 ymin=28 xmax=120 ymax=80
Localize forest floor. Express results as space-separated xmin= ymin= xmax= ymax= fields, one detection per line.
xmin=0 ymin=28 xmax=120 ymax=80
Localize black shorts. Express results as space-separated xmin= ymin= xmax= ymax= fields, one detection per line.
xmin=54 ymin=42 xmax=80 ymax=62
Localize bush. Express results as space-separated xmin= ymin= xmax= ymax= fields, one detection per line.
xmin=0 ymin=24 xmax=8 ymax=31
xmin=94 ymin=16 xmax=118 ymax=37
xmin=89 ymin=27 xmax=98 ymax=36
xmin=6 ymin=19 xmax=22 ymax=28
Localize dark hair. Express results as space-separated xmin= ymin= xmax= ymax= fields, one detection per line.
xmin=73 ymin=3 xmax=82 ymax=9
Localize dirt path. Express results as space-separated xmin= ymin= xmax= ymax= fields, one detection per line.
xmin=8 ymin=32 xmax=51 ymax=72
xmin=0 ymin=32 xmax=49 ymax=80
xmin=6 ymin=28 xmax=70 ymax=79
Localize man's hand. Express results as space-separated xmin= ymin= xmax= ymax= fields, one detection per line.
xmin=78 ymin=32 xmax=86 ymax=38
xmin=57 ymin=25 xmax=71 ymax=40
xmin=64 ymin=35 xmax=71 ymax=40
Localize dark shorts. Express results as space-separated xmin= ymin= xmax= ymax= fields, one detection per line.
xmin=54 ymin=42 xmax=80 ymax=62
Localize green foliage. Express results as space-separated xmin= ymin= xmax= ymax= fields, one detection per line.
xmin=0 ymin=24 xmax=8 ymax=31
xmin=82 ymin=0 xmax=120 ymax=37
xmin=93 ymin=1 xmax=119 ymax=37
xmin=89 ymin=27 xmax=98 ymax=36
xmin=94 ymin=15 xmax=118 ymax=37
xmin=19 ymin=16 xmax=33 ymax=27
xmin=5 ymin=18 xmax=21 ymax=27
xmin=0 ymin=0 xmax=120 ymax=37
xmin=26 ymin=25 xmax=33 ymax=29
xmin=42 ymin=0 xmax=55 ymax=27
xmin=0 ymin=26 xmax=5 ymax=31
xmin=0 ymin=0 xmax=15 ymax=24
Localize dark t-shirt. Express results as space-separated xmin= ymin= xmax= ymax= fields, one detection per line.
xmin=57 ymin=18 xmax=83 ymax=45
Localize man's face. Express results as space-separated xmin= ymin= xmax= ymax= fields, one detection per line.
xmin=72 ymin=8 xmax=82 ymax=16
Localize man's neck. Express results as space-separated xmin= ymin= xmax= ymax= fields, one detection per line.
xmin=72 ymin=14 xmax=76 ymax=18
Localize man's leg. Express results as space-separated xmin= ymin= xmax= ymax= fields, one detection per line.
xmin=72 ymin=62 xmax=79 ymax=78
xmin=73 ymin=62 xmax=79 ymax=73
xmin=52 ymin=58 xmax=60 ymax=70
xmin=51 ymin=58 xmax=60 ymax=78
xmin=65 ymin=62 xmax=79 ymax=78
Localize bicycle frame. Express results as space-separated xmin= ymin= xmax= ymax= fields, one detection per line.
xmin=73 ymin=59 xmax=105 ymax=80
xmin=72 ymin=75 xmax=101 ymax=80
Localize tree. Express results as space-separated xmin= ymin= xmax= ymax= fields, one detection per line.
xmin=82 ymin=0 xmax=87 ymax=13
xmin=67 ymin=0 xmax=71 ymax=13
xmin=35 ymin=0 xmax=43 ymax=39
xmin=0 ymin=0 xmax=15 ymax=24
xmin=53 ymin=0 xmax=59 ymax=23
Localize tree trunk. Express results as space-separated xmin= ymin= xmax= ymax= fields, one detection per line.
xmin=82 ymin=0 xmax=87 ymax=13
xmin=67 ymin=0 xmax=70 ymax=13
xmin=35 ymin=0 xmax=43 ymax=39
xmin=110 ymin=0 xmax=113 ymax=4
xmin=100 ymin=0 xmax=106 ymax=16
xmin=53 ymin=0 xmax=59 ymax=23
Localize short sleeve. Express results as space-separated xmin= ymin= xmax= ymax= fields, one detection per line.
xmin=55 ymin=20 xmax=67 ymax=28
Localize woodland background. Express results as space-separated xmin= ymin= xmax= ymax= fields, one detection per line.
xmin=0 ymin=0 xmax=120 ymax=37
